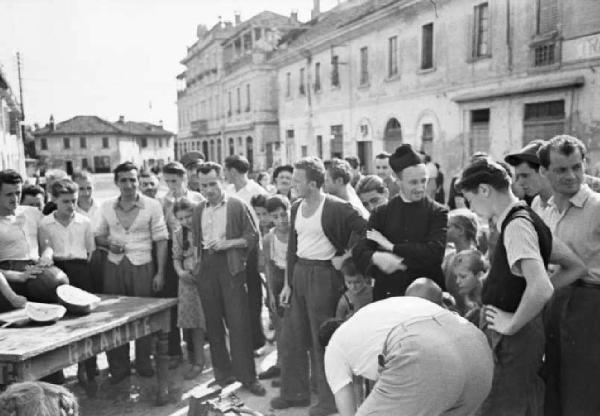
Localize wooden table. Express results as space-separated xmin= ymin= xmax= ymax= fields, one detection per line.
xmin=0 ymin=295 xmax=177 ymax=405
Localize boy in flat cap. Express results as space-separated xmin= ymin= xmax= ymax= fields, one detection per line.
xmin=353 ymin=144 xmax=448 ymax=300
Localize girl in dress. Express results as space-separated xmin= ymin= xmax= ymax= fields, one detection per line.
xmin=172 ymin=198 xmax=206 ymax=380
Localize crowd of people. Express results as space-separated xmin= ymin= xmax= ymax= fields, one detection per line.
xmin=0 ymin=134 xmax=597 ymax=416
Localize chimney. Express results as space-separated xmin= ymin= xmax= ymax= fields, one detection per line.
xmin=290 ymin=9 xmax=299 ymax=23
xmin=234 ymin=11 xmax=241 ymax=26
xmin=48 ymin=115 xmax=55 ymax=132
xmin=118 ymin=115 xmax=125 ymax=123
xmin=311 ymin=0 xmax=320 ymax=20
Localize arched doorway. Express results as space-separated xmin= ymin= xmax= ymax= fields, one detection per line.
xmin=246 ymin=136 xmax=254 ymax=171
xmin=384 ymin=118 xmax=402 ymax=153
xmin=237 ymin=137 xmax=243 ymax=156
xmin=209 ymin=139 xmax=215 ymax=162
xmin=228 ymin=138 xmax=235 ymax=156
xmin=202 ymin=141 xmax=209 ymax=161
xmin=217 ymin=139 xmax=222 ymax=163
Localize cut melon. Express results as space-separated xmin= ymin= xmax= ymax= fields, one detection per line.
xmin=56 ymin=285 xmax=101 ymax=315
xmin=25 ymin=302 xmax=66 ymax=323
xmin=26 ymin=266 xmax=69 ymax=303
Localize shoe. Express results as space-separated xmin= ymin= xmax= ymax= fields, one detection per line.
xmin=270 ymin=396 xmax=310 ymax=409
xmin=271 ymin=379 xmax=281 ymax=388
xmin=258 ymin=365 xmax=281 ymax=380
xmin=136 ymin=368 xmax=155 ymax=378
xmin=109 ymin=371 xmax=130 ymax=385
xmin=243 ymin=380 xmax=266 ymax=396
xmin=184 ymin=364 xmax=204 ymax=380
xmin=309 ymin=404 xmax=337 ymax=416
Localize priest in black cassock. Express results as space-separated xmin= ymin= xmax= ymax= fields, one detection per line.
xmin=353 ymin=144 xmax=448 ymax=300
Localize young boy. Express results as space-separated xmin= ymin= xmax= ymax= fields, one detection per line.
xmin=336 ymin=258 xmax=373 ymax=321
xmin=452 ymin=249 xmax=488 ymax=327
xmin=38 ymin=178 xmax=97 ymax=393
xmin=250 ymin=194 xmax=273 ymax=237
xmin=258 ymin=194 xmax=290 ymax=381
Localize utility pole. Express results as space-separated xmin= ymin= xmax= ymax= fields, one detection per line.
xmin=16 ymin=52 xmax=25 ymax=119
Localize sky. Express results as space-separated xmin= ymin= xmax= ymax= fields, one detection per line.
xmin=0 ymin=0 xmax=338 ymax=133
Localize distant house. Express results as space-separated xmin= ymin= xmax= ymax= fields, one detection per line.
xmin=34 ymin=115 xmax=174 ymax=174
xmin=0 ymin=67 xmax=25 ymax=174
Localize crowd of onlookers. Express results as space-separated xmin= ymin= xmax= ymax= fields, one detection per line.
xmin=0 ymin=133 xmax=598 ymax=416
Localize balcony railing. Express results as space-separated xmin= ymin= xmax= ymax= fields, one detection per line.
xmin=190 ymin=119 xmax=208 ymax=135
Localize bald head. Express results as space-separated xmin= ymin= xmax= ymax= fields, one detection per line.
xmin=405 ymin=278 xmax=443 ymax=305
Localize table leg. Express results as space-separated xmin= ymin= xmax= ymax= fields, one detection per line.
xmin=155 ymin=330 xmax=170 ymax=406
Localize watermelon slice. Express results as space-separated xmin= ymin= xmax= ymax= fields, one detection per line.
xmin=56 ymin=285 xmax=101 ymax=315
xmin=25 ymin=302 xmax=66 ymax=323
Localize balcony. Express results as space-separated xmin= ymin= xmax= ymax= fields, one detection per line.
xmin=223 ymin=54 xmax=253 ymax=76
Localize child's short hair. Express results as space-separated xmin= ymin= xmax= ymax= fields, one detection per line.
xmin=250 ymin=194 xmax=268 ymax=209
xmin=265 ymin=194 xmax=290 ymax=213
xmin=50 ymin=178 xmax=78 ymax=198
xmin=173 ymin=197 xmax=198 ymax=215
xmin=0 ymin=381 xmax=79 ymax=416
xmin=453 ymin=249 xmax=489 ymax=274
xmin=340 ymin=257 xmax=363 ymax=278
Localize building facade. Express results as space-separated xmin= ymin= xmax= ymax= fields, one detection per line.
xmin=0 ymin=67 xmax=26 ymax=175
xmin=34 ymin=115 xmax=174 ymax=174
xmin=176 ymin=12 xmax=300 ymax=170
xmin=272 ymin=0 xmax=600 ymax=176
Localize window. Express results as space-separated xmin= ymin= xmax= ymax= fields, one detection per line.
xmin=102 ymin=137 xmax=109 ymax=148
xmin=314 ymin=62 xmax=321 ymax=92
xmin=79 ymin=137 xmax=87 ymax=149
xmin=470 ymin=109 xmax=490 ymax=153
xmin=360 ymin=47 xmax=369 ymax=85
xmin=286 ymin=129 xmax=295 ymax=139
xmin=421 ymin=123 xmax=434 ymax=155
xmin=316 ymin=135 xmax=323 ymax=159
xmin=421 ymin=23 xmax=434 ymax=70
xmin=330 ymin=125 xmax=343 ymax=158
xmin=523 ymin=100 xmax=565 ymax=144
xmin=140 ymin=137 xmax=148 ymax=148
xmin=63 ymin=137 xmax=70 ymax=149
xmin=228 ymin=91 xmax=232 ymax=117
xmin=81 ymin=158 xmax=88 ymax=170
xmin=388 ymin=36 xmax=398 ymax=77
xmin=40 ymin=138 xmax=47 ymax=150
xmin=245 ymin=83 xmax=251 ymax=112
xmin=286 ymin=72 xmax=291 ymax=97
xmin=236 ymin=88 xmax=241 ymax=113
xmin=537 ymin=0 xmax=558 ymax=34
xmin=229 ymin=138 xmax=235 ymax=156
xmin=533 ymin=42 xmax=557 ymax=67
xmin=473 ymin=3 xmax=490 ymax=58
xmin=301 ymin=145 xmax=308 ymax=157
xmin=159 ymin=138 xmax=163 ymax=147
xmin=331 ymin=55 xmax=340 ymax=87
xmin=299 ymin=68 xmax=306 ymax=95
xmin=93 ymin=156 xmax=111 ymax=173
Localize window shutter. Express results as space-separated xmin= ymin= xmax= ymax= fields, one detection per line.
xmin=466 ymin=11 xmax=474 ymax=61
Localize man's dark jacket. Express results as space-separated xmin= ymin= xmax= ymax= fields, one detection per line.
xmin=353 ymin=195 xmax=448 ymax=300
xmin=288 ymin=194 xmax=368 ymax=274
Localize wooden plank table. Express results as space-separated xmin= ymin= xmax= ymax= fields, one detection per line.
xmin=0 ymin=295 xmax=177 ymax=405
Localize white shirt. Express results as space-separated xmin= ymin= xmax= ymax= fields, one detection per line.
xmin=324 ymin=297 xmax=447 ymax=394
xmin=227 ymin=180 xmax=268 ymax=206
xmin=530 ymin=195 xmax=551 ymax=221
xmin=0 ymin=205 xmax=42 ymax=262
xmin=39 ymin=212 xmax=95 ymax=260
xmin=496 ymin=201 xmax=543 ymax=276
xmin=76 ymin=199 xmax=101 ymax=231
xmin=295 ymin=196 xmax=337 ymax=260
xmin=346 ymin=186 xmax=370 ymax=219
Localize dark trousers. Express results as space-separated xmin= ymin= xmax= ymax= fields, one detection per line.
xmin=246 ymin=247 xmax=266 ymax=349
xmin=103 ymin=257 xmax=155 ymax=377
xmin=480 ymin=315 xmax=545 ymax=416
xmin=544 ymin=284 xmax=600 ymax=416
xmin=89 ymin=249 xmax=106 ymax=294
xmin=156 ymin=241 xmax=183 ymax=358
xmin=196 ymin=251 xmax=256 ymax=384
xmin=279 ymin=258 xmax=343 ymax=409
xmin=54 ymin=259 xmax=96 ymax=380
xmin=268 ymin=265 xmax=285 ymax=366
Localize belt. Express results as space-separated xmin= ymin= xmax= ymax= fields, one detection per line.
xmin=296 ymin=258 xmax=332 ymax=267
xmin=53 ymin=258 xmax=89 ymax=264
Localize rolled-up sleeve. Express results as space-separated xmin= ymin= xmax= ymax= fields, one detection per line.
xmin=324 ymin=343 xmax=353 ymax=395
xmin=149 ymin=200 xmax=169 ymax=242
